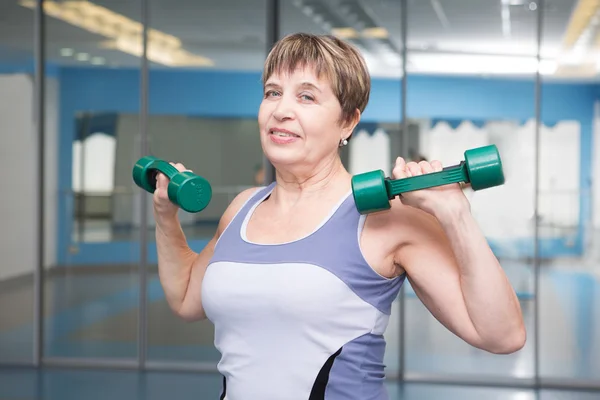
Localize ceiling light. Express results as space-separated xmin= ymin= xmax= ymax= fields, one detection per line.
xmin=561 ymin=0 xmax=600 ymax=48
xmin=362 ymin=27 xmax=389 ymax=39
xmin=331 ymin=27 xmax=360 ymax=39
xmin=408 ymin=52 xmax=556 ymax=76
xmin=100 ymin=38 xmax=214 ymax=67
xmin=91 ymin=56 xmax=105 ymax=65
xmin=501 ymin=3 xmax=512 ymax=38
xmin=331 ymin=26 xmax=389 ymax=40
xmin=18 ymin=0 xmax=213 ymax=67
xmin=60 ymin=48 xmax=74 ymax=56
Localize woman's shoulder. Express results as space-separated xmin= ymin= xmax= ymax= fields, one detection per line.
xmin=216 ymin=186 xmax=264 ymax=237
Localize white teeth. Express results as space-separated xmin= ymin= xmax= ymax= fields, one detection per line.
xmin=271 ymin=131 xmax=296 ymax=137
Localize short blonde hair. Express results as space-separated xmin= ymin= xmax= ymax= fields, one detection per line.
xmin=262 ymin=33 xmax=370 ymax=130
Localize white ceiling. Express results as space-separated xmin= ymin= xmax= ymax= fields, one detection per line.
xmin=0 ymin=0 xmax=584 ymax=78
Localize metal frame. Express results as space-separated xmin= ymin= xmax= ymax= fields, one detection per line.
xmin=2 ymin=0 xmax=598 ymax=394
xmin=138 ymin=0 xmax=150 ymax=369
xmin=398 ymin=0 xmax=408 ymax=382
xmin=533 ymin=0 xmax=544 ymax=389
xmin=263 ymin=0 xmax=279 ymax=185
xmin=33 ymin=0 xmax=45 ymax=368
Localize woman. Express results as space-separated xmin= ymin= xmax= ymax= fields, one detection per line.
xmin=153 ymin=33 xmax=525 ymax=400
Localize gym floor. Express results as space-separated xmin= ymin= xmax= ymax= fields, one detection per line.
xmin=1 ymin=368 xmax=600 ymax=400
xmin=1 ymin=241 xmax=599 ymax=399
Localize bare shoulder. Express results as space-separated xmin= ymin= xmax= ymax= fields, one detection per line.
xmin=360 ymin=199 xmax=443 ymax=277
xmin=216 ymin=186 xmax=262 ymax=236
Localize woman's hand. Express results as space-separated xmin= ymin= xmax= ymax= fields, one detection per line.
xmin=392 ymin=157 xmax=470 ymax=219
xmin=153 ymin=162 xmax=189 ymax=221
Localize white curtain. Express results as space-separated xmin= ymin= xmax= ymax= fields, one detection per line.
xmin=420 ymin=120 xmax=489 ymax=166
xmin=346 ymin=118 xmax=583 ymax=243
xmin=72 ymin=133 xmax=116 ymax=193
xmin=348 ymin=128 xmax=391 ymax=177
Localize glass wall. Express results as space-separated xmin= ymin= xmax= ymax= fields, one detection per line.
xmin=42 ymin=0 xmax=143 ymax=361
xmin=0 ymin=0 xmax=599 ymax=393
xmin=403 ymin=0 xmax=538 ymax=382
xmin=144 ymin=0 xmax=267 ymax=365
xmin=539 ymin=0 xmax=600 ymax=383
xmin=0 ymin=0 xmax=35 ymax=364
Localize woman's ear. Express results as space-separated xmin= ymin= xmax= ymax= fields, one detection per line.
xmin=342 ymin=108 xmax=361 ymax=137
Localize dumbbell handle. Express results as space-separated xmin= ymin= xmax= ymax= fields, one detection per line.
xmin=134 ymin=159 xmax=179 ymax=191
xmin=386 ymin=162 xmax=467 ymax=199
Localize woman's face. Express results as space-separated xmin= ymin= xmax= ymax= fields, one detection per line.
xmin=258 ymin=65 xmax=355 ymax=173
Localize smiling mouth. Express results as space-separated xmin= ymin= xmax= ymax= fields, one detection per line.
xmin=269 ymin=129 xmax=300 ymax=138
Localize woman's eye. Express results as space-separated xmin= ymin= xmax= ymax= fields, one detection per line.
xmin=300 ymin=94 xmax=314 ymax=101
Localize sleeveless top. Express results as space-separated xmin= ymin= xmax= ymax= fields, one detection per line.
xmin=202 ymin=182 xmax=405 ymax=400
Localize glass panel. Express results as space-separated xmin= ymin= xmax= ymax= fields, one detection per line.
xmin=404 ymin=0 xmax=540 ymax=379
xmin=0 ymin=0 xmax=35 ymax=363
xmin=145 ymin=0 xmax=267 ymax=363
xmin=43 ymin=0 xmax=142 ymax=359
xmin=539 ymin=0 xmax=600 ymax=381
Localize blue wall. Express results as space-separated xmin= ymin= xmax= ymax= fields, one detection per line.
xmin=24 ymin=66 xmax=595 ymax=263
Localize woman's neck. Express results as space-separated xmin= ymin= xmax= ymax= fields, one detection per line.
xmin=271 ymin=156 xmax=351 ymax=207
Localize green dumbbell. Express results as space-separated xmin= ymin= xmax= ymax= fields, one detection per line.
xmin=132 ymin=155 xmax=212 ymax=213
xmin=351 ymin=144 xmax=505 ymax=215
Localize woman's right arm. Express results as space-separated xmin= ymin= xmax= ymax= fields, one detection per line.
xmin=153 ymin=165 xmax=258 ymax=322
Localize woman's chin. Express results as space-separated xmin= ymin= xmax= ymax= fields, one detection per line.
xmin=263 ymin=147 xmax=301 ymax=167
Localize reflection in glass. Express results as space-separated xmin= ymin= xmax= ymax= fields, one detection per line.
xmin=539 ymin=0 xmax=600 ymax=381
xmin=0 ymin=0 xmax=36 ymax=364
xmin=145 ymin=0 xmax=268 ymax=363
xmin=403 ymin=0 xmax=540 ymax=379
xmin=43 ymin=0 xmax=142 ymax=359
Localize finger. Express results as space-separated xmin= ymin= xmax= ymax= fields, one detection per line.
xmin=169 ymin=162 xmax=185 ymax=172
xmin=431 ymin=160 xmax=443 ymax=172
xmin=156 ymin=172 xmax=169 ymax=189
xmin=174 ymin=163 xmax=186 ymax=172
xmin=392 ymin=157 xmax=408 ymax=179
xmin=406 ymin=162 xmax=421 ymax=176
xmin=419 ymin=161 xmax=433 ymax=174
xmin=172 ymin=162 xmax=193 ymax=173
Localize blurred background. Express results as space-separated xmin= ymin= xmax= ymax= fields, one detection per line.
xmin=0 ymin=0 xmax=599 ymax=399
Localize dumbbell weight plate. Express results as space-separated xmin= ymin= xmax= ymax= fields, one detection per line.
xmin=351 ymin=169 xmax=391 ymax=214
xmin=168 ymin=171 xmax=212 ymax=213
xmin=464 ymin=145 xmax=505 ymax=191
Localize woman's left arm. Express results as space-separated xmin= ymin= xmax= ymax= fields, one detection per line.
xmin=392 ymin=158 xmax=526 ymax=354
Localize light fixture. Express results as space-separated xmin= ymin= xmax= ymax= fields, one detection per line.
xmin=331 ymin=27 xmax=360 ymax=39
xmin=362 ymin=27 xmax=389 ymax=39
xmin=331 ymin=26 xmax=389 ymax=39
xmin=561 ymin=0 xmax=600 ymax=48
xmin=60 ymin=47 xmax=74 ymax=56
xmin=408 ymin=52 xmax=557 ymax=76
xmin=18 ymin=0 xmax=214 ymax=67
xmin=501 ymin=0 xmax=512 ymax=38
xmin=91 ymin=56 xmax=105 ymax=65
xmin=552 ymin=0 xmax=600 ymax=76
